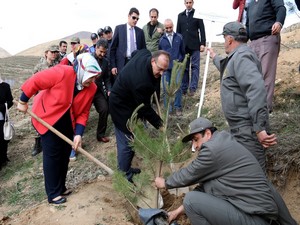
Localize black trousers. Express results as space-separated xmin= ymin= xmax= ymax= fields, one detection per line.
xmin=41 ymin=110 xmax=73 ymax=202
xmin=0 ymin=120 xmax=10 ymax=166
xmin=93 ymin=91 xmax=109 ymax=139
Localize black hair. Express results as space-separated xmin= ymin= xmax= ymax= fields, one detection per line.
xmin=149 ymin=8 xmax=159 ymax=15
xmin=96 ymin=38 xmax=109 ymax=49
xmin=59 ymin=40 xmax=67 ymax=47
xmin=129 ymin=7 xmax=139 ymax=15
xmin=198 ymin=127 xmax=217 ymax=137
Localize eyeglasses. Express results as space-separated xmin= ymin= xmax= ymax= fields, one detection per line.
xmin=154 ymin=60 xmax=166 ymax=72
xmin=165 ymin=27 xmax=173 ymax=29
xmin=131 ymin=16 xmax=139 ymax=21
xmin=151 ymin=16 xmax=157 ymax=18
xmin=71 ymin=42 xmax=78 ymax=45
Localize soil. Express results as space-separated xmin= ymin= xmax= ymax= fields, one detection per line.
xmin=0 ymin=24 xmax=300 ymax=225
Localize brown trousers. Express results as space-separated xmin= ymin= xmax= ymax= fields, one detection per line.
xmin=249 ymin=35 xmax=281 ymax=112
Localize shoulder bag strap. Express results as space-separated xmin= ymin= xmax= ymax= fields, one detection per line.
xmin=4 ymin=103 xmax=9 ymax=122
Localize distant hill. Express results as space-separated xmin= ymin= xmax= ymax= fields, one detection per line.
xmin=62 ymin=31 xmax=92 ymax=40
xmin=0 ymin=47 xmax=11 ymax=58
xmin=16 ymin=31 xmax=93 ymax=57
xmin=0 ymin=31 xmax=93 ymax=58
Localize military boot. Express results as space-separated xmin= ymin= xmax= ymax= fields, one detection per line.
xmin=32 ymin=136 xmax=42 ymax=156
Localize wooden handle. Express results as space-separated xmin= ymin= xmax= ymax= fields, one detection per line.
xmin=13 ymin=100 xmax=114 ymax=175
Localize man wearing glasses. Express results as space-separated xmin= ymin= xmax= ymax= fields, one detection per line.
xmin=109 ymin=7 xmax=146 ymax=84
xmin=109 ymin=49 xmax=169 ymax=182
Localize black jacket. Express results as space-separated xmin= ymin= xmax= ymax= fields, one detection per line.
xmin=295 ymin=0 xmax=300 ymax=10
xmin=109 ymin=49 xmax=163 ymax=134
xmin=93 ymin=53 xmax=111 ymax=98
xmin=176 ymin=8 xmax=206 ymax=51
xmin=0 ymin=82 xmax=13 ymax=117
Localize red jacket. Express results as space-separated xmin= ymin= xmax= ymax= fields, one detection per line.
xmin=21 ymin=65 xmax=97 ymax=135
xmin=233 ymin=0 xmax=246 ymax=22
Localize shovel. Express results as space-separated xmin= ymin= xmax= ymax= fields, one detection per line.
xmin=13 ymin=100 xmax=114 ymax=175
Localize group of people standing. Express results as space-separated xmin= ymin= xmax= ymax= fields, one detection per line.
xmin=153 ymin=0 xmax=297 ymax=225
xmin=0 ymin=0 xmax=296 ymax=224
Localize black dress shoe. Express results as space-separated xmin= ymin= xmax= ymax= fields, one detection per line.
xmin=48 ymin=197 xmax=67 ymax=204
xmin=131 ymin=168 xmax=141 ymax=174
xmin=32 ymin=137 xmax=42 ymax=156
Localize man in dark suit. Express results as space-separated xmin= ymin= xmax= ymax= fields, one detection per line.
xmin=92 ymin=38 xmax=111 ymax=143
xmin=177 ymin=0 xmax=206 ymax=96
xmin=109 ymin=49 xmax=169 ymax=182
xmin=109 ymin=7 xmax=146 ymax=83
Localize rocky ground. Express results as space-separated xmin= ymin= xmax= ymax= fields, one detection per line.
xmin=0 ymin=24 xmax=299 ymax=225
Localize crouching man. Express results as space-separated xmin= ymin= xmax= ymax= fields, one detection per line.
xmin=155 ymin=117 xmax=296 ymax=225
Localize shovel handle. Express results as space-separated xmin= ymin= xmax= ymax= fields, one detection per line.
xmin=13 ymin=100 xmax=114 ymax=175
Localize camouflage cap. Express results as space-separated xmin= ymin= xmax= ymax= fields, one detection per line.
xmin=70 ymin=36 xmax=80 ymax=44
xmin=46 ymin=45 xmax=59 ymax=52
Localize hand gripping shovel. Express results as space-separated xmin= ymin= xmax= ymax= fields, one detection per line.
xmin=13 ymin=100 xmax=114 ymax=175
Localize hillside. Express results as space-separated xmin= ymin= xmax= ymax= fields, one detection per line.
xmin=0 ymin=24 xmax=299 ymax=225
xmin=0 ymin=47 xmax=11 ymax=58
xmin=0 ymin=31 xmax=93 ymax=58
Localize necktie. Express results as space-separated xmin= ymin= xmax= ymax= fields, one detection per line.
xmin=168 ymin=34 xmax=173 ymax=47
xmin=186 ymin=10 xmax=190 ymax=17
xmin=130 ymin=27 xmax=136 ymax=54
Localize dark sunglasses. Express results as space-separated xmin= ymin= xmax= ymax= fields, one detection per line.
xmin=131 ymin=16 xmax=139 ymax=21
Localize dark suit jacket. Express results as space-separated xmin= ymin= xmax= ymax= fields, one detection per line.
xmin=93 ymin=53 xmax=111 ymax=99
xmin=109 ymin=49 xmax=163 ymax=134
xmin=296 ymin=0 xmax=300 ymax=10
xmin=176 ymin=8 xmax=206 ymax=51
xmin=109 ymin=24 xmax=146 ymax=73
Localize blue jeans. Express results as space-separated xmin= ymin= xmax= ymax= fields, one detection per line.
xmin=181 ymin=49 xmax=200 ymax=93
xmin=162 ymin=70 xmax=182 ymax=111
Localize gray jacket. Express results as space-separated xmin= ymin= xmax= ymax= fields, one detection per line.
xmin=165 ymin=131 xmax=278 ymax=218
xmin=213 ymin=44 xmax=269 ymax=132
xmin=142 ymin=21 xmax=164 ymax=53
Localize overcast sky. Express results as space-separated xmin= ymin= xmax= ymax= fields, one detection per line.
xmin=0 ymin=0 xmax=298 ymax=55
